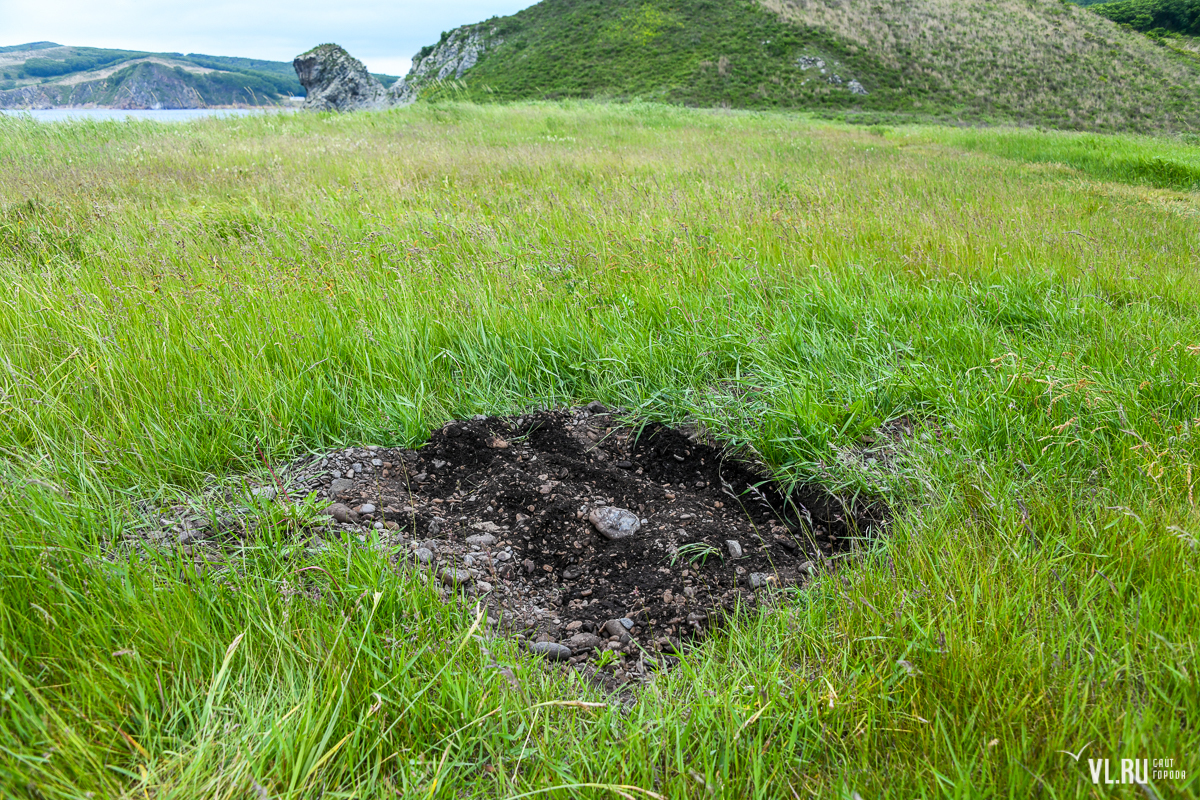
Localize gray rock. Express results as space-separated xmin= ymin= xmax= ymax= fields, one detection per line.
xmin=476 ymin=580 xmax=493 ymax=593
xmin=565 ymin=632 xmax=603 ymax=651
xmin=589 ymin=506 xmax=641 ymax=540
xmin=359 ymin=503 xmax=376 ymax=514
xmin=294 ymin=44 xmax=388 ymax=112
xmin=373 ymin=521 xmax=384 ymax=530
xmin=352 ymin=463 xmax=363 ymax=472
xmin=848 ymin=80 xmax=868 ymax=95
xmin=601 ymin=619 xmax=627 ymax=637
xmin=427 ymin=520 xmax=441 ymax=534
xmin=466 ymin=533 xmax=496 ymax=547
xmin=413 ymin=547 xmax=433 ymax=564
xmin=329 ymin=478 xmax=355 ymax=496
xmin=725 ymin=540 xmax=743 ymax=559
xmin=325 ymin=503 xmax=357 ymax=524
xmin=529 ymin=641 xmax=572 ymax=661
xmin=494 ymin=550 xmax=512 ymax=562
xmin=371 ymin=458 xmax=383 ymax=467
xmin=251 ymin=486 xmax=277 ymax=501
xmin=441 ymin=568 xmax=472 ymax=586
xmin=749 ymin=572 xmax=775 ymax=589
xmin=331 ymin=470 xmax=342 ymax=479
xmin=620 ymin=617 xmax=634 ymax=630
xmin=585 ymin=401 xmax=609 ymax=414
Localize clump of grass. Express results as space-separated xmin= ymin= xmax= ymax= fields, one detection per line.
xmin=0 ymin=104 xmax=1196 ymax=797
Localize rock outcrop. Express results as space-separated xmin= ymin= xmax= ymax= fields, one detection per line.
xmin=293 ymin=44 xmax=387 ymax=112
xmin=389 ymin=27 xmax=498 ymax=106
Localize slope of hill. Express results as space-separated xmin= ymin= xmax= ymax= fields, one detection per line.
xmin=0 ymin=43 xmax=398 ymax=109
xmin=394 ymin=0 xmax=1200 ymax=132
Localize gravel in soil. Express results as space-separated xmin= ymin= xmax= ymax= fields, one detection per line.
xmin=147 ymin=406 xmax=889 ymax=686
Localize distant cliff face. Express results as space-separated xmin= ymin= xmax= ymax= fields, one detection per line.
xmin=293 ymin=44 xmax=387 ymax=111
xmin=389 ymin=27 xmax=499 ymax=105
xmin=0 ymin=62 xmax=209 ymax=109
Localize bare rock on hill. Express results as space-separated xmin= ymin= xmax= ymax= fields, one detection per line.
xmin=390 ymin=26 xmax=499 ymax=105
xmin=293 ymin=44 xmax=387 ymax=112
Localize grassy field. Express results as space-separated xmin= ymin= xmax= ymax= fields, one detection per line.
xmin=0 ymin=103 xmax=1197 ymax=798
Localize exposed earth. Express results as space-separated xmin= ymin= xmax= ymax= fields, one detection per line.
xmin=148 ymin=407 xmax=889 ymax=686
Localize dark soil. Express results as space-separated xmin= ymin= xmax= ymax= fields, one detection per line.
xmin=145 ymin=406 xmax=889 ymax=686
xmin=284 ymin=406 xmax=889 ymax=679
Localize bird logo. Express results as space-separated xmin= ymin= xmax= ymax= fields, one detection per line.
xmin=1058 ymin=742 xmax=1093 ymax=762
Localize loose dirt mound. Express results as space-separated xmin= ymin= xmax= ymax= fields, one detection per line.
xmin=283 ymin=406 xmax=888 ymax=677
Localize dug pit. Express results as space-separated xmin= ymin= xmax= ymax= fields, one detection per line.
xmin=282 ymin=406 xmax=889 ymax=678
xmin=144 ymin=406 xmax=889 ymax=684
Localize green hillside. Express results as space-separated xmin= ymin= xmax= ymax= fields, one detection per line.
xmin=405 ymin=0 xmax=1200 ymax=132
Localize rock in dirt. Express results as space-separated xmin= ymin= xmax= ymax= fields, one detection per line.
xmin=466 ymin=533 xmax=496 ymax=547
xmin=601 ymin=618 xmax=635 ymax=637
xmin=585 ymin=401 xmax=609 ymax=414
xmin=325 ymin=503 xmax=357 ymax=524
xmin=565 ymin=632 xmax=603 ymax=651
xmin=529 ymin=641 xmax=572 ymax=661
xmin=251 ymin=486 xmax=277 ymax=501
xmin=413 ymin=547 xmax=433 ymax=564
xmin=442 ymin=568 xmax=472 ymax=586
xmin=749 ymin=572 xmax=775 ymax=589
xmin=293 ymin=43 xmax=387 ymax=112
xmin=725 ymin=540 xmax=743 ymax=559
xmin=329 ymin=478 xmax=355 ymax=496
xmin=588 ymin=506 xmax=641 ymax=540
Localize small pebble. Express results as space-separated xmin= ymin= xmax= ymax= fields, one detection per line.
xmin=441 ymin=568 xmax=472 ymax=586
xmin=725 ymin=540 xmax=743 ymax=559
xmin=529 ymin=641 xmax=572 ymax=661
xmin=749 ymin=572 xmax=774 ymax=589
xmin=324 ymin=503 xmax=356 ymax=524
xmin=588 ymin=506 xmax=641 ymax=540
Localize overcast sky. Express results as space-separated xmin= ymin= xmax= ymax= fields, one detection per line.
xmin=0 ymin=0 xmax=535 ymax=75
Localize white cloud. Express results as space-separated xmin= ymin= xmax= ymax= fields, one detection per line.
xmin=0 ymin=0 xmax=532 ymax=74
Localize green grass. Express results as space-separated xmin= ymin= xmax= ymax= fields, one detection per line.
xmin=0 ymin=102 xmax=1197 ymax=798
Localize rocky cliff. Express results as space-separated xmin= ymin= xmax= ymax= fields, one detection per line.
xmin=389 ymin=27 xmax=499 ymax=105
xmin=0 ymin=62 xmax=208 ymax=109
xmin=293 ymin=44 xmax=387 ymax=111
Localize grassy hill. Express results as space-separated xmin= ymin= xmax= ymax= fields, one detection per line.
xmin=404 ymin=0 xmax=1200 ymax=132
xmin=0 ymin=42 xmax=398 ymax=108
